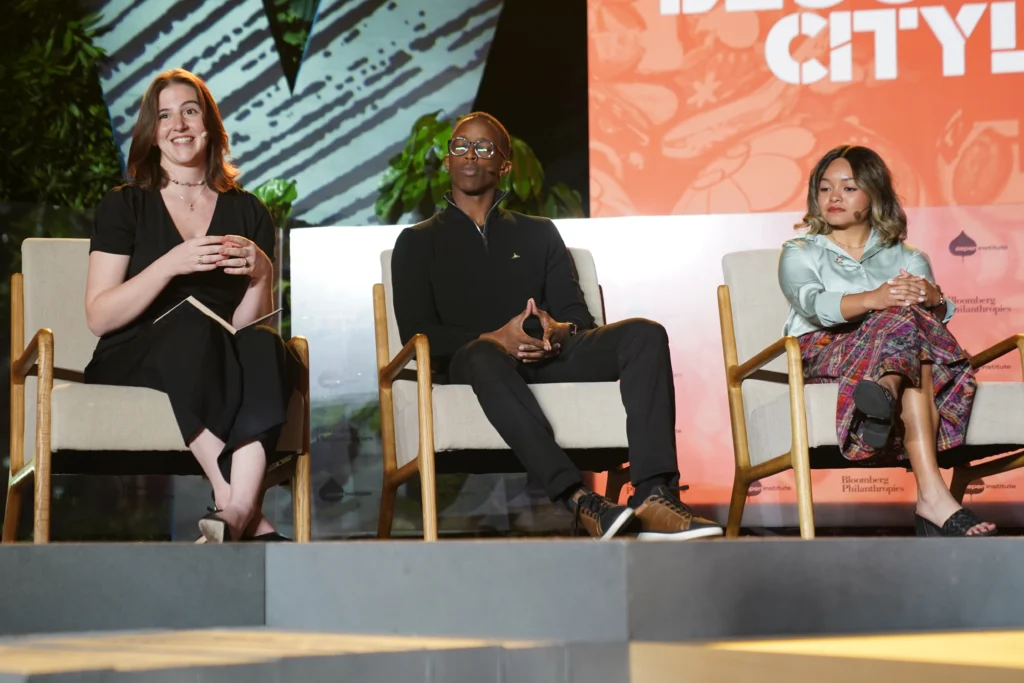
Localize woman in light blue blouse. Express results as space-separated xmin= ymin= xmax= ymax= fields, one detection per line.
xmin=779 ymin=145 xmax=993 ymax=537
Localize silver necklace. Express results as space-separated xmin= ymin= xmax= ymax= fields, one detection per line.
xmin=176 ymin=185 xmax=205 ymax=212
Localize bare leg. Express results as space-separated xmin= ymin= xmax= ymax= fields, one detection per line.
xmin=190 ymin=430 xmax=276 ymax=537
xmin=214 ymin=440 xmax=268 ymax=539
xmin=188 ymin=430 xmax=231 ymax=510
xmin=899 ymin=364 xmax=995 ymax=535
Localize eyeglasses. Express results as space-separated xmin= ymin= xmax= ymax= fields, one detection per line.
xmin=448 ymin=136 xmax=506 ymax=159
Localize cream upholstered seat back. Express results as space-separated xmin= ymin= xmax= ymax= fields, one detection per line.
xmin=20 ymin=239 xmax=96 ymax=464
xmin=22 ymin=238 xmax=97 ymax=372
xmin=721 ymin=249 xmax=790 ymax=369
xmin=721 ymin=249 xmax=795 ymax=465
xmin=380 ymin=247 xmax=606 ymax=361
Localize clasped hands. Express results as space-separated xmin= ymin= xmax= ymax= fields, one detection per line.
xmin=868 ymin=269 xmax=942 ymax=310
xmin=169 ymin=235 xmax=269 ymax=279
xmin=481 ymin=298 xmax=572 ymax=363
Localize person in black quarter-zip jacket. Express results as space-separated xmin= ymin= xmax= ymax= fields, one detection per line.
xmin=391 ymin=112 xmax=722 ymax=541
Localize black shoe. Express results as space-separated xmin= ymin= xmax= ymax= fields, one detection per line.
xmin=567 ymin=488 xmax=639 ymax=540
xmin=247 ymin=531 xmax=292 ymax=542
xmin=198 ymin=509 xmax=236 ymax=543
xmin=853 ymin=380 xmax=896 ymax=449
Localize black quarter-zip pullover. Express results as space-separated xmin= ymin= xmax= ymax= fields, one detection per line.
xmin=391 ymin=192 xmax=595 ymax=363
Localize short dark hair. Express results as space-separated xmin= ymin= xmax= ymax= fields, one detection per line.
xmin=454 ymin=112 xmax=511 ymax=159
xmin=126 ymin=68 xmax=239 ymax=192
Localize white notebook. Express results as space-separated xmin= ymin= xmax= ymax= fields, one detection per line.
xmin=155 ymin=296 xmax=282 ymax=335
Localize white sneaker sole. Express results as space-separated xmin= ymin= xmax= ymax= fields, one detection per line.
xmin=599 ymin=508 xmax=637 ymax=540
xmin=636 ymin=526 xmax=724 ymax=541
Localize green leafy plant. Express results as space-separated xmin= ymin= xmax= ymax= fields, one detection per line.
xmin=375 ymin=112 xmax=585 ymax=224
xmin=0 ymin=2 xmax=122 ymax=212
xmin=252 ymin=178 xmax=299 ymax=228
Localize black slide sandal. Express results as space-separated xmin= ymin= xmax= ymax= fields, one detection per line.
xmin=853 ymin=380 xmax=896 ymax=449
xmin=915 ymin=508 xmax=997 ymax=537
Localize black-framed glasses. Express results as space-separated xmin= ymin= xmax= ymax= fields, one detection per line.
xmin=448 ymin=136 xmax=506 ymax=159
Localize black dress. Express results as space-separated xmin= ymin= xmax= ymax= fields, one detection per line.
xmin=84 ymin=184 xmax=299 ymax=480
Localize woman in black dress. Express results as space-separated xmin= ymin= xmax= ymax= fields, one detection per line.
xmin=84 ymin=68 xmax=298 ymax=543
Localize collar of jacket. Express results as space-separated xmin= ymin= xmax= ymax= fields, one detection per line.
xmin=442 ymin=189 xmax=509 ymax=226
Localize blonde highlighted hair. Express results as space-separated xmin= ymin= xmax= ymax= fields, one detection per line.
xmin=796 ymin=145 xmax=907 ymax=247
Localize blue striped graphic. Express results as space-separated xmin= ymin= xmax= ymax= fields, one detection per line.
xmin=92 ymin=0 xmax=502 ymax=225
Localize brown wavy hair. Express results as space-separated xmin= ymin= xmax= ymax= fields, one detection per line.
xmin=796 ymin=145 xmax=907 ymax=247
xmin=125 ymin=68 xmax=239 ymax=192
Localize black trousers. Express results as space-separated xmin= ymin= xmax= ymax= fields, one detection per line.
xmin=448 ymin=318 xmax=680 ymax=502
xmin=85 ymin=304 xmax=300 ymax=481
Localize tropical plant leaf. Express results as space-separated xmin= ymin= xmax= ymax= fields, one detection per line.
xmin=432 ymin=127 xmax=452 ymax=160
xmin=378 ymin=165 xmax=405 ymax=191
xmin=400 ymin=176 xmax=429 ymax=213
xmin=252 ymin=178 xmax=299 ymax=228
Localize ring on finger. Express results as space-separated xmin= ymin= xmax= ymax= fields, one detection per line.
xmin=198 ymin=255 xmax=203 ymax=265
xmin=243 ymin=258 xmax=249 ymax=268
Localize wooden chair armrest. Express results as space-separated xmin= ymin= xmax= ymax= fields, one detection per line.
xmin=12 ymin=329 xmax=54 ymax=382
xmin=379 ymin=334 xmax=432 ymax=387
xmin=287 ymin=335 xmax=310 ymax=391
xmin=731 ymin=336 xmax=802 ymax=384
xmin=969 ymin=333 xmax=1024 ymax=371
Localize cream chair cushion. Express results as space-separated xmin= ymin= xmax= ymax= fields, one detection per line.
xmin=723 ymin=249 xmax=1024 ymax=466
xmin=391 ymin=381 xmax=628 ymax=469
xmin=381 ymin=246 xmax=626 ymax=467
xmin=20 ymin=238 xmax=303 ymax=461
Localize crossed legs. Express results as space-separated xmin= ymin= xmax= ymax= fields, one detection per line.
xmin=877 ymin=365 xmax=994 ymax=535
xmin=189 ymin=430 xmax=275 ymax=539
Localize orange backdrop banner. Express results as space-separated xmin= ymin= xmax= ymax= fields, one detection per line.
xmin=587 ymin=0 xmax=1024 ymax=526
xmin=588 ymin=0 xmax=1024 ymax=217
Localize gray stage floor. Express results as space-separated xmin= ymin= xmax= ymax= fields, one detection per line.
xmin=0 ymin=538 xmax=1021 ymax=681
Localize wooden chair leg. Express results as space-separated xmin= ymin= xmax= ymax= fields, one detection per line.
xmin=292 ymin=452 xmax=311 ymax=543
xmin=420 ymin=453 xmax=438 ymax=542
xmin=378 ymin=474 xmax=398 ymax=539
xmin=33 ymin=453 xmax=51 ymax=544
xmin=725 ymin=471 xmax=748 ymax=538
xmin=604 ymin=465 xmax=630 ymax=505
xmin=793 ymin=454 xmax=815 ymax=540
xmin=949 ymin=466 xmax=973 ymax=505
xmin=3 ymin=480 xmax=23 ymax=543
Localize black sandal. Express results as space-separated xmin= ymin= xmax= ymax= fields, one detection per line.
xmin=248 ymin=532 xmax=292 ymax=542
xmin=198 ymin=507 xmax=236 ymax=543
xmin=914 ymin=508 xmax=997 ymax=537
xmin=853 ymin=380 xmax=896 ymax=449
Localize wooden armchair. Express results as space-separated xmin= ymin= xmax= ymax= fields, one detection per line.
xmin=4 ymin=238 xmax=312 ymax=543
xmin=373 ymin=247 xmax=631 ymax=541
xmin=718 ymin=249 xmax=1024 ymax=539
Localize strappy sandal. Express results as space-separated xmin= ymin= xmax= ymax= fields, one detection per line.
xmin=914 ymin=508 xmax=997 ymax=537
xmin=853 ymin=380 xmax=896 ymax=449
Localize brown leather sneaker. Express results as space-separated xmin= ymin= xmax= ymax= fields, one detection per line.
xmin=633 ymin=485 xmax=723 ymax=540
xmin=568 ymin=488 xmax=639 ymax=540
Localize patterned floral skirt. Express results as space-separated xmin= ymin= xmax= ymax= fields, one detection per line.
xmin=799 ymin=305 xmax=977 ymax=462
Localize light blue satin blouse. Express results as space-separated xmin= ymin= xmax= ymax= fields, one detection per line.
xmin=778 ymin=230 xmax=956 ymax=338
